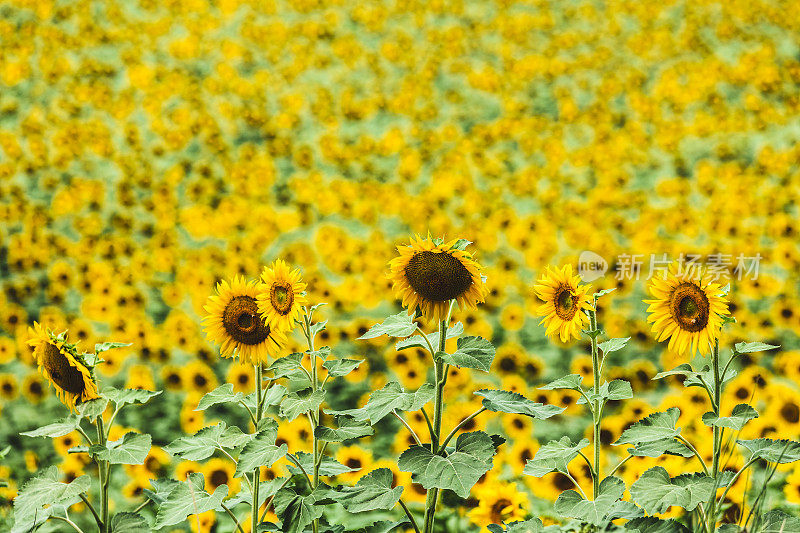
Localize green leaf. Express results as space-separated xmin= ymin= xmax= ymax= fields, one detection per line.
xmin=737 ymin=438 xmax=800 ymax=463
xmin=539 ymin=374 xmax=583 ymax=391
xmin=309 ymin=346 xmax=331 ymax=361
xmin=78 ymin=397 xmax=109 ymax=421
xmin=280 ymin=389 xmax=326 ymax=421
xmin=12 ymin=467 xmax=91 ymax=533
xmin=323 ymin=358 xmax=363 ymax=377
xmin=628 ymin=438 xmax=693 ymax=458
xmin=235 ymin=433 xmax=287 ymax=477
xmin=630 ymin=467 xmax=714 ymax=514
xmin=164 ymin=422 xmax=252 ymax=461
xmin=337 ymin=468 xmax=404 ymax=512
xmin=398 ymin=431 xmax=496 ymax=498
xmin=20 ymin=416 xmax=81 ymax=438
xmin=523 ymin=437 xmax=590 ymax=477
xmin=702 ymin=404 xmax=758 ymax=431
xmin=262 ymin=384 xmax=288 ymax=407
xmin=593 ymin=288 xmax=616 ymax=299
xmin=625 ymin=517 xmax=690 ymax=533
xmin=224 ymin=478 xmax=288 ymax=509
xmin=436 ymin=336 xmax=495 ymax=372
xmin=110 ymin=512 xmax=150 ymax=532
xmin=362 ymin=382 xmax=434 ymax=423
xmin=395 ymin=322 xmax=464 ymax=352
xmin=652 ymin=364 xmax=697 ymax=381
xmin=597 ymin=337 xmax=630 ymax=354
xmin=733 ymin=341 xmax=780 ymax=354
xmin=143 ymin=479 xmax=180 ymax=505
xmin=310 ymin=320 xmax=327 ymax=338
xmin=358 ymin=312 xmax=417 ymax=340
xmin=487 ymin=519 xmax=544 ymax=533
xmin=94 ymin=432 xmax=152 ymax=465
xmin=103 ymin=387 xmax=162 ymax=407
xmin=95 ymin=342 xmax=132 ymax=354
xmin=314 ymin=417 xmax=374 ymax=442
xmin=288 ymin=451 xmax=357 ymax=476
xmin=476 ymin=389 xmax=565 ymax=419
xmin=684 ymin=365 xmax=737 ymax=388
xmin=195 ymin=384 xmax=243 ymax=411
xmin=759 ymin=510 xmax=800 ymax=532
xmin=554 ymin=476 xmax=641 ymax=526
xmin=266 ymin=353 xmax=309 ymax=382
xmin=614 ymin=408 xmax=682 ymax=445
xmin=578 ymin=380 xmax=633 ymax=405
xmin=272 ymin=489 xmax=325 ymax=533
xmin=153 ymin=473 xmax=227 ymax=528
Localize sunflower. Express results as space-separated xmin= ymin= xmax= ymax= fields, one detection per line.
xmin=388 ymin=235 xmax=486 ymax=322
xmin=202 ymin=276 xmax=287 ymax=365
xmin=27 ymin=322 xmax=98 ymax=412
xmin=257 ymin=259 xmax=307 ymax=333
xmin=467 ymin=481 xmax=528 ymax=527
xmin=533 ymin=264 xmax=593 ymax=343
xmin=644 ymin=264 xmax=729 ymax=357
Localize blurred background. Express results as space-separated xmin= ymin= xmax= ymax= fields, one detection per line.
xmin=1 ymin=0 xmax=799 ymax=530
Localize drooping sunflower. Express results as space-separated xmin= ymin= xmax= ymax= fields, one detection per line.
xmin=202 ymin=276 xmax=287 ymax=365
xmin=388 ymin=235 xmax=487 ymax=322
xmin=27 ymin=322 xmax=98 ymax=412
xmin=644 ymin=264 xmax=729 ymax=357
xmin=257 ymin=259 xmax=307 ymax=333
xmin=533 ymin=264 xmax=593 ymax=343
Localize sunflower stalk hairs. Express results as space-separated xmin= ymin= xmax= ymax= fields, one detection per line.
xmin=15 ymin=323 xmax=160 ymax=533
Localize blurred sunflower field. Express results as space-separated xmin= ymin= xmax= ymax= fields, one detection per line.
xmin=2 ymin=0 xmax=800 ymax=532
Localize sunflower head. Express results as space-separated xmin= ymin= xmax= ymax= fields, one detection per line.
xmin=203 ymin=276 xmax=288 ymax=365
xmin=257 ymin=259 xmax=308 ymax=333
xmin=27 ymin=322 xmax=98 ymax=412
xmin=533 ymin=264 xmax=593 ymax=343
xmin=388 ymin=235 xmax=487 ymax=322
xmin=644 ymin=263 xmax=729 ymax=357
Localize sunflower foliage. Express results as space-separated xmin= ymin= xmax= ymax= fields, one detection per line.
xmin=15 ymin=332 xmax=158 ymax=533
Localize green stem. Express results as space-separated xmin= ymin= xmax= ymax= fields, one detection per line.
xmin=589 ymin=307 xmax=601 ymax=500
xmin=252 ymin=364 xmax=263 ymax=533
xmin=50 ymin=515 xmax=86 ymax=533
xmin=399 ymin=499 xmax=422 ymax=533
xmin=708 ymin=338 xmax=722 ymax=531
xmin=95 ymin=417 xmax=109 ymax=533
xmin=79 ymin=493 xmax=103 ymax=530
xmin=423 ymin=309 xmax=451 ymax=533
xmin=438 ymin=407 xmax=487 ymax=452
xmin=304 ymin=313 xmax=321 ymax=533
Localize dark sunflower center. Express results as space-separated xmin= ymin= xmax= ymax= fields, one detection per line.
xmin=346 ymin=458 xmax=362 ymax=469
xmin=669 ymin=283 xmax=710 ymax=332
xmin=490 ymin=498 xmax=513 ymax=523
xmin=210 ymin=469 xmax=229 ymax=487
xmin=404 ymin=250 xmax=473 ymax=302
xmin=42 ymin=343 xmax=86 ymax=394
xmin=222 ymin=296 xmax=270 ymax=345
xmin=554 ymin=286 xmax=578 ymax=321
xmin=270 ymin=282 xmax=294 ymax=315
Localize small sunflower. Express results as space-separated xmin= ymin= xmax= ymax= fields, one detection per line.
xmin=202 ymin=276 xmax=287 ymax=365
xmin=533 ymin=264 xmax=593 ymax=343
xmin=257 ymin=259 xmax=307 ymax=333
xmin=388 ymin=235 xmax=486 ymax=322
xmin=644 ymin=264 xmax=729 ymax=357
xmin=467 ymin=481 xmax=528 ymax=527
xmin=27 ymin=322 xmax=98 ymax=412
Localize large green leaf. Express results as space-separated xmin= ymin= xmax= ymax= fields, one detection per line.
xmin=539 ymin=374 xmax=583 ymax=391
xmin=103 ymin=387 xmax=162 ymax=407
xmin=95 ymin=342 xmax=132 ymax=354
xmin=629 ymin=467 xmax=713 ymax=514
xmin=110 ymin=512 xmax=149 ymax=532
xmin=280 ymin=389 xmax=326 ymax=421
xmin=360 ymin=382 xmax=435 ymax=423
xmin=737 ymin=438 xmax=800 ymax=463
xmin=628 ymin=438 xmax=693 ymax=458
xmin=358 ymin=312 xmax=417 ymax=340
xmin=195 ymin=384 xmax=243 ymax=411
xmin=702 ymin=404 xmax=758 ymax=431
xmin=20 ymin=416 xmax=81 ymax=438
xmin=78 ymin=397 xmax=109 ymax=420
xmin=266 ymin=353 xmax=309 ymax=382
xmin=614 ymin=408 xmax=682 ymax=445
xmin=577 ymin=379 xmax=633 ymax=405
xmin=487 ymin=519 xmax=544 ymax=533
xmin=523 ymin=437 xmax=590 ymax=477
xmin=322 ymin=358 xmax=363 ymax=377
xmin=395 ymin=322 xmax=463 ymax=351
xmin=475 ymin=389 xmax=565 ymax=419
xmin=733 ymin=341 xmax=780 ymax=354
xmin=597 ymin=337 xmax=630 ymax=354
xmin=234 ymin=431 xmax=287 ymax=477
xmin=398 ymin=431 xmax=496 ymax=498
xmin=224 ymin=478 xmax=288 ymax=509
xmin=758 ymin=510 xmax=800 ymax=532
xmin=436 ymin=336 xmax=495 ymax=372
xmin=12 ymin=467 xmax=91 ymax=533
xmin=93 ymin=432 xmax=152 ymax=465
xmin=337 ymin=468 xmax=404 ymax=512
xmin=554 ymin=476 xmax=642 ymax=526
xmin=164 ymin=421 xmax=252 ymax=461
xmin=625 ymin=517 xmax=690 ymax=533
xmin=153 ymin=473 xmax=227 ymax=528
xmin=288 ymin=451 xmax=357 ymax=477
xmin=272 ymin=487 xmax=327 ymax=533
xmin=315 ymin=417 xmax=374 ymax=442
